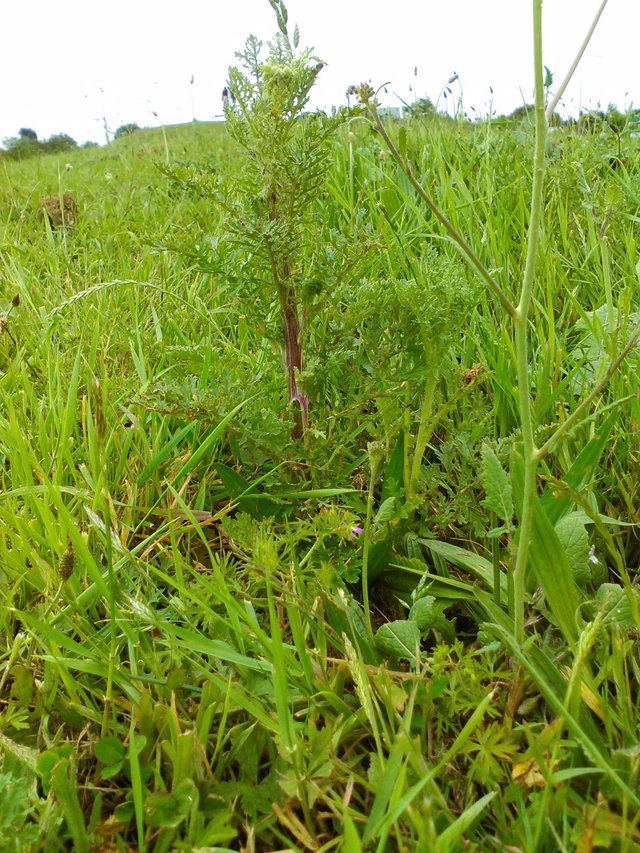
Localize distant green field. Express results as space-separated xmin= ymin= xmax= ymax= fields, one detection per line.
xmin=1 ymin=52 xmax=640 ymax=852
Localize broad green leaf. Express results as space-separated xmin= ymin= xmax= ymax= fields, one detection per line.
xmin=409 ymin=596 xmax=455 ymax=643
xmin=367 ymin=538 xmax=394 ymax=583
xmin=8 ymin=665 xmax=33 ymax=707
xmin=555 ymin=513 xmax=590 ymax=588
xmin=94 ymin=737 xmax=125 ymax=767
xmin=480 ymin=443 xmax=513 ymax=524
xmin=374 ymin=496 xmax=396 ymax=525
xmin=374 ymin=620 xmax=420 ymax=660
xmin=595 ymin=584 xmax=640 ymax=630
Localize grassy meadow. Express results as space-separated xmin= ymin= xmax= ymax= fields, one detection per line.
xmin=1 ymin=24 xmax=640 ymax=852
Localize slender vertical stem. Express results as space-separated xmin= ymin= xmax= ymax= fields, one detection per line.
xmin=545 ymin=0 xmax=610 ymax=121
xmin=512 ymin=0 xmax=547 ymax=644
xmin=361 ymin=453 xmax=380 ymax=639
xmin=402 ymin=390 xmax=411 ymax=503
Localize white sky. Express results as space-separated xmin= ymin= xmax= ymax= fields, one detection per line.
xmin=1 ymin=1 xmax=637 ymax=145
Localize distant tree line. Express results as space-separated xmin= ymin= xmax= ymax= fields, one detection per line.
xmin=1 ymin=128 xmax=82 ymax=160
xmin=1 ymin=123 xmax=141 ymax=160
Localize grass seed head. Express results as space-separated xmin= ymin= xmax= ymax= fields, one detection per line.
xmin=59 ymin=544 xmax=75 ymax=580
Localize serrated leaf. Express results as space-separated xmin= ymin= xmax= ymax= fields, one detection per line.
xmin=555 ymin=513 xmax=590 ymax=588
xmin=293 ymin=23 xmax=300 ymax=49
xmin=480 ymin=443 xmax=513 ymax=524
xmin=374 ymin=620 xmax=420 ymax=660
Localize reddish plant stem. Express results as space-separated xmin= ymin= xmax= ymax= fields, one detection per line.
xmin=281 ymin=289 xmax=307 ymax=440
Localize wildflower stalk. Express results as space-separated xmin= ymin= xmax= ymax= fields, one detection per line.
xmin=511 ymin=0 xmax=546 ymax=644
xmin=219 ymin=5 xmax=340 ymax=442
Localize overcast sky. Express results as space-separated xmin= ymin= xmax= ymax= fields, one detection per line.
xmin=1 ymin=1 xmax=637 ymax=145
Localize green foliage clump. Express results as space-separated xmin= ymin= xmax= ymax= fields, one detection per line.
xmin=114 ymin=122 xmax=141 ymax=139
xmin=0 ymin=772 xmax=40 ymax=851
xmin=405 ymin=97 xmax=436 ymax=119
xmin=2 ymin=130 xmax=78 ymax=160
xmin=348 ymin=247 xmax=475 ymax=375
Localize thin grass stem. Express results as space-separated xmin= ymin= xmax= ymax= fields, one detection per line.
xmin=545 ymin=0 xmax=610 ymax=120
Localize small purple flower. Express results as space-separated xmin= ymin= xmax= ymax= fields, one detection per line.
xmin=350 ymin=526 xmax=363 ymax=539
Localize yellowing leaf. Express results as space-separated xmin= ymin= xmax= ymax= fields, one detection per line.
xmin=512 ymin=753 xmax=557 ymax=788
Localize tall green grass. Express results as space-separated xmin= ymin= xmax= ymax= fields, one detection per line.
xmin=0 ymin=7 xmax=639 ymax=848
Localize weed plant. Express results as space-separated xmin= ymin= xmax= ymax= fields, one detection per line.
xmin=0 ymin=1 xmax=639 ymax=850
